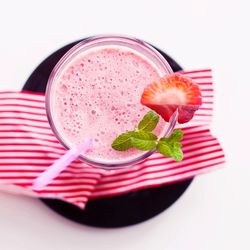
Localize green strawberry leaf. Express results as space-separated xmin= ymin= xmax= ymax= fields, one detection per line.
xmin=111 ymin=131 xmax=135 ymax=151
xmin=138 ymin=111 xmax=159 ymax=132
xmin=131 ymin=131 xmax=157 ymax=151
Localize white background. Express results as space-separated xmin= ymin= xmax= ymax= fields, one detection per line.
xmin=0 ymin=0 xmax=249 ymax=249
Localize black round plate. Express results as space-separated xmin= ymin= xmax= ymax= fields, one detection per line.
xmin=23 ymin=38 xmax=193 ymax=228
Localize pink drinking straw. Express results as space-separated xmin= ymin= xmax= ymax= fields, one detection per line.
xmin=32 ymin=110 xmax=178 ymax=191
xmin=32 ymin=139 xmax=93 ymax=191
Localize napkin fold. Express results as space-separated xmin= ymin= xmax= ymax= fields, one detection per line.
xmin=0 ymin=69 xmax=225 ymax=209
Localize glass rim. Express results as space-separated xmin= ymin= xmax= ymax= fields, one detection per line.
xmin=46 ymin=34 xmax=175 ymax=169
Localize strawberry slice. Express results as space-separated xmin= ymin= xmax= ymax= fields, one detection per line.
xmin=141 ymin=73 xmax=202 ymax=124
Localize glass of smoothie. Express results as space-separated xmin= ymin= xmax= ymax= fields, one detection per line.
xmin=46 ymin=35 xmax=174 ymax=169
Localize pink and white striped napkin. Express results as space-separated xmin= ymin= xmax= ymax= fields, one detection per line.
xmin=0 ymin=69 xmax=225 ymax=209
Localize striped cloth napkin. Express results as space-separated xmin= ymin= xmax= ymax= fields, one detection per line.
xmin=0 ymin=69 xmax=225 ymax=209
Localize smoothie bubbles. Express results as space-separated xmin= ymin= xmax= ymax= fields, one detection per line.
xmin=46 ymin=35 xmax=174 ymax=168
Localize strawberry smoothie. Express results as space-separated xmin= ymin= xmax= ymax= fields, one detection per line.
xmin=47 ymin=36 xmax=173 ymax=167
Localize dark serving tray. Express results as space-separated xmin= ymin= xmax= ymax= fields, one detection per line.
xmin=23 ymin=38 xmax=193 ymax=228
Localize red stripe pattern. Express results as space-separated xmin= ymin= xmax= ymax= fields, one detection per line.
xmin=0 ymin=69 xmax=225 ymax=209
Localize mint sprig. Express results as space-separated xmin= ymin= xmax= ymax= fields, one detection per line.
xmin=111 ymin=111 xmax=184 ymax=161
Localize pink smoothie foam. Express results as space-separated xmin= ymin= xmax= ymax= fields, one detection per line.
xmin=52 ymin=46 xmax=166 ymax=162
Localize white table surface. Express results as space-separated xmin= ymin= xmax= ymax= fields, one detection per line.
xmin=0 ymin=0 xmax=249 ymax=249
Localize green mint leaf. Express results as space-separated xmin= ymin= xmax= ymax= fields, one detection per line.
xmin=160 ymin=129 xmax=183 ymax=144
xmin=130 ymin=131 xmax=157 ymax=151
xmin=156 ymin=140 xmax=183 ymax=161
xmin=172 ymin=141 xmax=182 ymax=149
xmin=138 ymin=111 xmax=159 ymax=132
xmin=157 ymin=129 xmax=184 ymax=162
xmin=171 ymin=147 xmax=183 ymax=162
xmin=111 ymin=131 xmax=135 ymax=151
xmin=156 ymin=141 xmax=172 ymax=157
xmin=170 ymin=129 xmax=183 ymax=141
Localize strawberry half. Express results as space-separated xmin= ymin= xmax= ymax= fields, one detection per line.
xmin=141 ymin=73 xmax=202 ymax=124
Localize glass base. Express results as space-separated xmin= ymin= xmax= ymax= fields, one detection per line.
xmin=23 ymin=38 xmax=193 ymax=228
